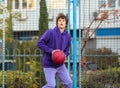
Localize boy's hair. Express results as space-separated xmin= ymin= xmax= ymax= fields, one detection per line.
xmin=56 ymin=13 xmax=68 ymax=26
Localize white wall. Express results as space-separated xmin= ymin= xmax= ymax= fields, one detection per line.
xmin=96 ymin=37 xmax=120 ymax=54
xmin=80 ymin=0 xmax=120 ymax=29
xmin=13 ymin=0 xmax=40 ymax=31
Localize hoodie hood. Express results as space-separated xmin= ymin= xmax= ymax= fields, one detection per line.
xmin=54 ymin=26 xmax=68 ymax=35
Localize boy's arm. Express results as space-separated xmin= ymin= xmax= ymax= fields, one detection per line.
xmin=64 ymin=36 xmax=71 ymax=57
xmin=37 ymin=30 xmax=53 ymax=54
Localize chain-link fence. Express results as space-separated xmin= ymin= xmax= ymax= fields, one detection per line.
xmin=0 ymin=0 xmax=120 ymax=88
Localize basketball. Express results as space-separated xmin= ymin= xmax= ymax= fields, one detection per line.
xmin=52 ymin=50 xmax=66 ymax=64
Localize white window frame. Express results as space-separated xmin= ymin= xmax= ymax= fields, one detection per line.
xmin=99 ymin=0 xmax=120 ymax=10
xmin=11 ymin=0 xmax=36 ymax=11
xmin=49 ymin=0 xmax=68 ymax=9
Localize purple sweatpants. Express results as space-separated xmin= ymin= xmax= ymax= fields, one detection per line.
xmin=42 ymin=64 xmax=73 ymax=88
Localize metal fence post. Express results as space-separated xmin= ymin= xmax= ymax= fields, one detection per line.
xmin=1 ymin=0 xmax=5 ymax=88
xmin=73 ymin=0 xmax=77 ymax=88
xmin=67 ymin=0 xmax=71 ymax=74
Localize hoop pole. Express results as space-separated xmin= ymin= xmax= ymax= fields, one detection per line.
xmin=73 ymin=0 xmax=77 ymax=88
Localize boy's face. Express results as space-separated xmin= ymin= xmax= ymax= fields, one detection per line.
xmin=57 ymin=18 xmax=66 ymax=29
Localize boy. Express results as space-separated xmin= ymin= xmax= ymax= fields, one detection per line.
xmin=37 ymin=13 xmax=72 ymax=88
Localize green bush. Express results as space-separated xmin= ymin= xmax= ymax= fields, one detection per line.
xmin=81 ymin=67 xmax=120 ymax=88
xmin=0 ymin=71 xmax=39 ymax=88
xmin=85 ymin=47 xmax=119 ymax=69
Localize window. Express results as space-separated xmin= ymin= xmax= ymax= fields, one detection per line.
xmin=29 ymin=0 xmax=35 ymax=9
xmin=70 ymin=29 xmax=80 ymax=38
xmin=98 ymin=0 xmax=105 ymax=8
xmin=98 ymin=0 xmax=119 ymax=9
xmin=108 ymin=0 xmax=115 ymax=7
xmin=50 ymin=0 xmax=67 ymax=9
xmin=13 ymin=0 xmax=35 ymax=10
xmin=22 ymin=0 xmax=35 ymax=9
xmin=22 ymin=0 xmax=27 ymax=9
xmin=15 ymin=0 xmax=19 ymax=9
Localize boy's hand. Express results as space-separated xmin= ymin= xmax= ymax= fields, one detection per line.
xmin=52 ymin=49 xmax=66 ymax=59
xmin=52 ymin=49 xmax=61 ymax=54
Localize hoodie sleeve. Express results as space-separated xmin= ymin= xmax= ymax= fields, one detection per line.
xmin=37 ymin=30 xmax=53 ymax=54
xmin=64 ymin=35 xmax=71 ymax=57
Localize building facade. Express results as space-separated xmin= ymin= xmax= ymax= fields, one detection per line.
xmin=3 ymin=0 xmax=120 ymax=54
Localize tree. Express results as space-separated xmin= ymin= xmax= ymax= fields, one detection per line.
xmin=39 ymin=0 xmax=48 ymax=37
xmin=0 ymin=1 xmax=20 ymax=43
xmin=0 ymin=1 xmax=20 ymax=64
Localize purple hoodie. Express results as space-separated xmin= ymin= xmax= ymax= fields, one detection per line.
xmin=37 ymin=26 xmax=71 ymax=68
